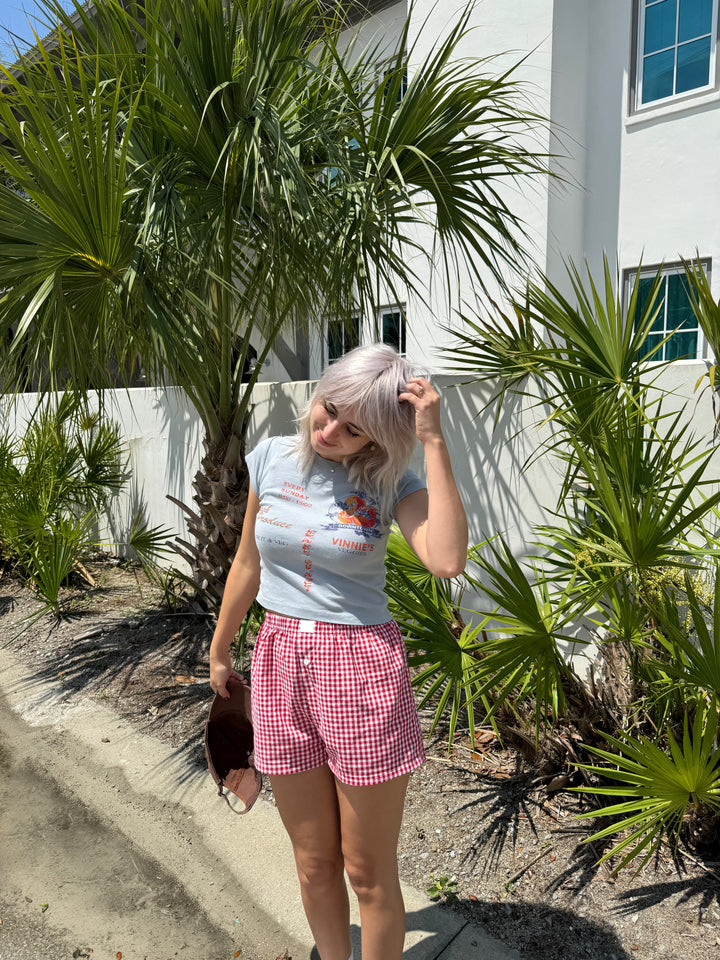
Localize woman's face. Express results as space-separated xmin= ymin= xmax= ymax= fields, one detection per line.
xmin=309 ymin=398 xmax=372 ymax=462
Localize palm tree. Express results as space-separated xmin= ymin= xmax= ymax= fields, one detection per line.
xmin=0 ymin=0 xmax=548 ymax=603
xmin=437 ymin=259 xmax=720 ymax=869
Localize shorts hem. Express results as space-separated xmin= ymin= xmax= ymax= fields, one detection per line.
xmin=328 ymin=752 xmax=426 ymax=787
xmin=254 ymin=756 xmax=329 ymax=777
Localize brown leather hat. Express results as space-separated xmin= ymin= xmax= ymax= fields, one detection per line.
xmin=204 ymin=676 xmax=262 ymax=814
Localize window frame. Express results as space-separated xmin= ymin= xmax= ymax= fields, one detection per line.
xmin=623 ymin=259 xmax=710 ymax=361
xmin=631 ymin=0 xmax=719 ymax=112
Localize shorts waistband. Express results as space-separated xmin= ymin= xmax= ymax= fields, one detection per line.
xmin=263 ymin=612 xmax=393 ymax=633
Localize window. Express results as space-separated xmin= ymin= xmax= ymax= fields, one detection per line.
xmin=636 ymin=0 xmax=718 ymax=107
xmin=327 ymin=315 xmax=360 ymax=364
xmin=625 ymin=261 xmax=708 ymax=360
xmin=378 ymin=63 xmax=407 ymax=106
xmin=379 ymin=305 xmax=407 ymax=356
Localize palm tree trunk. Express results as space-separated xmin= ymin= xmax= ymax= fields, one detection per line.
xmin=170 ymin=412 xmax=251 ymax=608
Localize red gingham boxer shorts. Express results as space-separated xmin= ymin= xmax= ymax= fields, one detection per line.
xmin=250 ymin=613 xmax=425 ymax=786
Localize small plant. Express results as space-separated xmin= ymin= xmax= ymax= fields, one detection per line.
xmin=0 ymin=395 xmax=172 ymax=621
xmin=575 ymin=703 xmax=720 ymax=873
xmin=426 ymin=874 xmax=459 ymax=903
xmin=384 ymin=524 xmax=490 ymax=748
xmin=0 ymin=396 xmax=127 ymax=614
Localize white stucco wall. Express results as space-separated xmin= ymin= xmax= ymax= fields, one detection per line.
xmin=284 ymin=2 xmax=720 ymax=379
xmin=405 ymin=0 xmax=556 ymax=361
xmin=308 ymin=0 xmax=560 ymax=377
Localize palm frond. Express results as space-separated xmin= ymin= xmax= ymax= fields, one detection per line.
xmin=575 ymin=704 xmax=720 ymax=872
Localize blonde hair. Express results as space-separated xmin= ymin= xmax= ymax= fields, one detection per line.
xmin=293 ymin=344 xmax=424 ymax=523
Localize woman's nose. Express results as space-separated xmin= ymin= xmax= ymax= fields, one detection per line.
xmin=323 ymin=419 xmax=341 ymax=439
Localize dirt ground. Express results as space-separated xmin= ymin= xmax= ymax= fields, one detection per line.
xmin=1 ymin=559 xmax=719 ymax=960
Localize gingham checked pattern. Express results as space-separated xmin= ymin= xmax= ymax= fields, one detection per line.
xmin=250 ymin=613 xmax=425 ymax=786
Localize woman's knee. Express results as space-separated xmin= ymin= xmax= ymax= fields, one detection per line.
xmin=294 ymin=849 xmax=345 ymax=894
xmin=343 ymin=852 xmax=398 ymax=902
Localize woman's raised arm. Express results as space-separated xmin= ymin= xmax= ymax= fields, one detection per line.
xmin=394 ymin=378 xmax=467 ymax=579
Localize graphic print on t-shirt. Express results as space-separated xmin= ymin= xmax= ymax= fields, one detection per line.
xmin=278 ymin=481 xmax=311 ymax=508
xmin=323 ymin=492 xmax=383 ymax=540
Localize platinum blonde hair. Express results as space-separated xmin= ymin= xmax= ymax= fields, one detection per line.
xmin=293 ymin=344 xmax=424 ymax=523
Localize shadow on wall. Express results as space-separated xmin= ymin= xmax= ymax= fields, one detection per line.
xmin=430 ymin=376 xmax=564 ymax=556
xmin=154 ymin=387 xmax=205 ymax=495
xmin=247 ymin=378 xmax=316 ymax=447
xmin=102 ymin=472 xmax=152 ymax=560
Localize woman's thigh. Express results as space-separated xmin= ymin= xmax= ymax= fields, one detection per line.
xmin=335 ymin=773 xmax=410 ymax=886
xmin=270 ymin=765 xmax=344 ymax=869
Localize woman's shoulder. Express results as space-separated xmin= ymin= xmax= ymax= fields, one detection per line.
xmin=395 ymin=465 xmax=426 ymax=501
xmin=247 ymin=435 xmax=297 ymax=469
xmin=248 ymin=435 xmax=294 ymax=454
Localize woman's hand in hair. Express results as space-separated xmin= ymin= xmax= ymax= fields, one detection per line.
xmin=398 ymin=377 xmax=443 ymax=446
xmin=396 ymin=376 xmax=467 ymax=578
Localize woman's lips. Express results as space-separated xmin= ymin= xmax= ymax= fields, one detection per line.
xmin=316 ymin=431 xmax=332 ymax=447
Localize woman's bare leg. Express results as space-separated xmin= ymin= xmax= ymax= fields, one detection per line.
xmin=336 ymin=773 xmax=410 ymax=960
xmin=270 ymin=766 xmax=351 ymax=960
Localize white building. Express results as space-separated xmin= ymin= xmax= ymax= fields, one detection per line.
xmin=256 ymin=0 xmax=719 ymax=382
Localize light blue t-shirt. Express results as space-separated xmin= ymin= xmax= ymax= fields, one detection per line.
xmin=246 ymin=436 xmax=426 ymax=625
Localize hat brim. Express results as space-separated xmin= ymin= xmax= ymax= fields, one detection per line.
xmin=204 ymin=677 xmax=262 ymax=814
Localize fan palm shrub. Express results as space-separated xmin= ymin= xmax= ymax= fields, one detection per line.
xmin=575 ymin=703 xmax=720 ymax=873
xmin=0 ymin=0 xmax=549 ymax=605
xmin=463 ymin=536 xmax=590 ymax=738
xmin=0 ymin=395 xmax=168 ymax=616
xmin=409 ymin=256 xmax=720 ymax=868
xmin=384 ymin=525 xmax=489 ymax=746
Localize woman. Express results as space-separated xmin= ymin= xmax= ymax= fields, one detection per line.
xmin=209 ymin=343 xmax=467 ymax=960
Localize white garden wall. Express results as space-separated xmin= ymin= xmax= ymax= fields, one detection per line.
xmin=3 ymin=362 xmax=717 ymax=575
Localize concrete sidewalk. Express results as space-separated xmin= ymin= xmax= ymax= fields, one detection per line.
xmin=0 ymin=644 xmax=521 ymax=960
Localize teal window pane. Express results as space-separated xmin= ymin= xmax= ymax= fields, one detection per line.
xmin=635 ymin=276 xmax=656 ymax=312
xmin=636 ymin=276 xmax=667 ymax=331
xmin=643 ymin=49 xmax=676 ymax=101
xmin=632 ymin=269 xmax=703 ymax=361
xmin=328 ymin=319 xmax=344 ymax=361
xmin=676 ymin=35 xmax=712 ymax=91
xmin=383 ymin=66 xmax=408 ymax=105
xmin=678 ymin=0 xmax=713 ymax=42
xmin=651 ymin=298 xmax=667 ymax=333
xmin=645 ymin=0 xmax=678 ymax=53
xmin=346 ymin=315 xmax=360 ymax=351
xmin=666 ymin=272 xmax=694 ymax=328
xmin=639 ymin=332 xmax=664 ymax=359
xmin=382 ymin=311 xmax=406 ymax=354
xmin=328 ymin=316 xmax=360 ymax=361
xmin=666 ymin=329 xmax=697 ymax=359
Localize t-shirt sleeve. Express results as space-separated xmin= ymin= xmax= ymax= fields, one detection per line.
xmin=394 ymin=468 xmax=426 ymax=508
xmin=246 ymin=437 xmax=275 ymax=497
